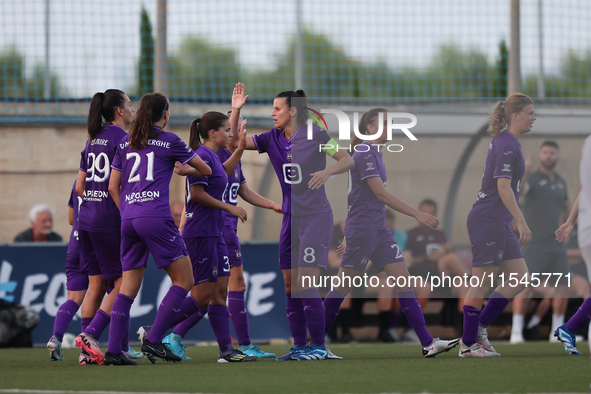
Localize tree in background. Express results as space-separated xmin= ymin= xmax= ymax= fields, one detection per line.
xmin=137 ymin=5 xmax=154 ymax=96
xmin=492 ymin=39 xmax=508 ymax=98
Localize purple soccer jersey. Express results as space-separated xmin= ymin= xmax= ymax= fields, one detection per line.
xmin=217 ymin=148 xmax=246 ymax=231
xmin=252 ymin=124 xmax=332 ymax=215
xmin=78 ymin=125 xmax=127 ymax=232
xmin=468 ymin=130 xmax=525 ymax=225
xmin=67 ymin=180 xmax=82 ymax=256
xmin=111 ymin=128 xmax=196 ymax=220
xmin=345 ymin=141 xmax=388 ymax=231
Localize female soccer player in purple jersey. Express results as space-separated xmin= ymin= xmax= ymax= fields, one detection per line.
xmin=92 ymin=92 xmax=211 ymax=366
xmin=460 ymin=94 xmax=536 ymax=357
xmin=322 ymin=108 xmax=459 ymax=358
xmin=160 ymin=110 xmax=259 ymax=363
xmin=47 ymin=179 xmax=90 ymax=363
xmin=74 ymin=89 xmax=144 ymax=362
xmin=240 ymin=88 xmax=354 ymax=360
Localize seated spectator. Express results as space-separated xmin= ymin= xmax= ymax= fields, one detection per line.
xmin=14 ymin=204 xmax=62 ymax=243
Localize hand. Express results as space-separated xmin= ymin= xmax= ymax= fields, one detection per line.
xmin=516 ymin=220 xmax=531 ymax=246
xmin=231 ymin=82 xmax=248 ymax=109
xmin=308 ymin=169 xmax=330 ymax=190
xmin=336 ymin=237 xmax=347 ymax=256
xmin=237 ymin=119 xmax=248 ymax=150
xmin=271 ymin=203 xmax=283 ymax=214
xmin=556 ymin=222 xmax=573 ymax=243
xmin=228 ymin=205 xmax=247 ymax=223
xmin=510 ymin=219 xmax=518 ymax=231
xmin=416 ymin=212 xmax=438 ymax=229
xmin=174 ymin=161 xmax=192 ymax=176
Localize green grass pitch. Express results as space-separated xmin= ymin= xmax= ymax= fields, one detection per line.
xmin=0 ymin=342 xmax=589 ymax=394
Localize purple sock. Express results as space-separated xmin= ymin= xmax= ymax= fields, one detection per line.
xmin=228 ymin=291 xmax=250 ymax=346
xmin=397 ymin=289 xmax=433 ymax=347
xmin=85 ymin=309 xmax=110 ymax=340
xmin=147 ymin=285 xmax=188 ymax=344
xmin=107 ymin=294 xmax=134 ymax=355
xmin=52 ymin=300 xmax=79 ymax=342
xmin=81 ymin=317 xmax=92 ymax=334
xmin=323 ymin=289 xmax=345 ymax=334
xmin=390 ymin=311 xmax=401 ymax=328
xmin=479 ymin=291 xmax=509 ymax=328
xmin=462 ymin=305 xmax=482 ymax=346
xmin=121 ymin=317 xmax=130 ymax=352
xmin=169 ymin=296 xmax=201 ymax=328
xmin=300 ymin=288 xmax=325 ymax=346
xmin=208 ymin=304 xmax=233 ymax=354
xmin=566 ymin=297 xmax=591 ymax=333
xmin=286 ymin=292 xmax=307 ymax=347
xmin=173 ymin=306 xmax=208 ymax=338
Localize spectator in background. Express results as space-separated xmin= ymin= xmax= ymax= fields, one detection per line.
xmin=171 ymin=201 xmax=185 ymax=228
xmin=567 ymin=224 xmax=590 ymax=299
xmin=14 ymin=204 xmax=63 ymax=242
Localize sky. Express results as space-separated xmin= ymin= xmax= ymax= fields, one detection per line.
xmin=1 ymin=0 xmax=590 ymax=97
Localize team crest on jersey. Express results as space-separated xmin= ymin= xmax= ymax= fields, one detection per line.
xmin=235 ymin=249 xmax=242 ymax=259
xmin=234 ymin=170 xmax=239 ymax=179
xmin=360 ymin=256 xmax=369 ymax=265
xmin=497 ymin=250 xmax=504 ymax=261
xmin=502 ymin=164 xmax=511 ymax=172
xmin=287 ymin=151 xmax=293 ymax=161
xmin=366 ymin=162 xmax=375 ymax=171
xmin=212 ymin=266 xmax=218 ymax=277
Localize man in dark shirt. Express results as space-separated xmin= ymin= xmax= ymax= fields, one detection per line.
xmin=14 ymin=204 xmax=63 ymax=243
xmin=510 ymin=141 xmax=570 ymax=343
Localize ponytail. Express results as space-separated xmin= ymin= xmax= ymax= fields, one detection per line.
xmin=351 ymin=108 xmax=387 ymax=155
xmin=86 ymin=89 xmax=125 ymax=140
xmin=129 ymin=93 xmax=168 ymax=150
xmin=275 ymin=89 xmax=308 ymax=126
xmin=488 ymin=93 xmax=534 ymax=137
xmin=188 ymin=111 xmax=229 ymax=150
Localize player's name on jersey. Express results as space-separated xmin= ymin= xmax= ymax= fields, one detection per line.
xmin=119 ymin=139 xmax=171 ymax=149
xmin=91 ymin=138 xmax=109 ymax=146
xmin=125 ymin=190 xmax=160 ymax=203
xmin=83 ymin=190 xmax=109 ymax=201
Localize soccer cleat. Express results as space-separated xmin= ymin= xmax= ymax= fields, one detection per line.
xmin=163 ymin=333 xmax=191 ymax=360
xmin=47 ymin=335 xmax=64 ymax=361
xmin=217 ymin=348 xmax=257 ymax=363
xmin=477 ymin=326 xmax=500 ymax=356
xmin=137 ymin=325 xmax=152 ymax=345
xmin=103 ymin=351 xmax=138 ymax=366
xmin=238 ymin=344 xmax=276 ymax=358
xmin=276 ymin=346 xmax=307 ymax=361
xmin=75 ymin=333 xmax=104 ymax=365
xmin=422 ymin=337 xmax=460 ymax=358
xmin=291 ymin=345 xmax=328 ymax=361
xmin=122 ymin=346 xmax=144 ymax=360
xmin=141 ymin=338 xmax=183 ymax=362
xmin=554 ymin=324 xmax=582 ymax=355
xmin=458 ymin=340 xmax=501 ymax=357
xmin=79 ymin=351 xmax=98 ymax=365
xmin=325 ymin=346 xmax=343 ymax=360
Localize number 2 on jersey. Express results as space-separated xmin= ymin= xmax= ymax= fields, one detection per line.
xmin=126 ymin=151 xmax=155 ymax=183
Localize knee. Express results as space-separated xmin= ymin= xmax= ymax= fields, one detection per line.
xmin=174 ymin=277 xmax=194 ymax=292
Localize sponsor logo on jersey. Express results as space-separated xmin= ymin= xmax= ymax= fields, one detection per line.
xmin=366 ymin=162 xmax=375 ymax=171
xmin=502 ymin=164 xmax=511 ymax=172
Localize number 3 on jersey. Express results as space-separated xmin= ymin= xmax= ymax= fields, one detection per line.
xmin=126 ymin=152 xmax=155 ymax=183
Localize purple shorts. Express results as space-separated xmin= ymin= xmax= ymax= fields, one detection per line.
xmin=185 ymin=236 xmax=230 ymax=284
xmin=279 ymin=213 xmax=292 ymax=270
xmin=65 ymin=253 xmax=88 ymax=291
xmin=341 ymin=227 xmax=404 ymax=273
xmin=291 ymin=211 xmax=333 ymax=270
xmin=467 ymin=216 xmax=523 ymax=267
xmin=121 ymin=217 xmax=188 ymax=271
xmin=79 ymin=230 xmax=122 ymax=281
xmin=222 ymin=226 xmax=243 ymax=268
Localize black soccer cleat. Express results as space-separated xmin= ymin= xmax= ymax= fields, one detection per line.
xmin=141 ymin=338 xmax=183 ymax=363
xmin=103 ymin=351 xmax=138 ymax=366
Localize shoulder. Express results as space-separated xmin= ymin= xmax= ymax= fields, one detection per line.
xmin=13 ymin=229 xmax=32 ymax=242
xmin=406 ymin=227 xmax=421 ymax=239
xmin=48 ymin=232 xmax=63 ymax=241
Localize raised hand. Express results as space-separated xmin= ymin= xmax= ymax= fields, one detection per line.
xmin=232 ymin=82 xmax=249 ymax=110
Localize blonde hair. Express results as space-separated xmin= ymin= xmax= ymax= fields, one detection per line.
xmin=488 ymin=93 xmax=534 ymax=137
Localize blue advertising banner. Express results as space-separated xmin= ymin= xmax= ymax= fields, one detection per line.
xmin=0 ymin=243 xmax=289 ymax=345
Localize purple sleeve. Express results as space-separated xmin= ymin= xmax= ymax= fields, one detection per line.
xmin=492 ymin=142 xmax=515 ymax=179
xmin=172 ymin=135 xmax=197 ymax=165
xmin=188 ymin=158 xmax=211 ymax=187
xmin=79 ymin=149 xmax=87 ymax=172
xmin=357 ymin=152 xmax=380 ymax=181
xmin=239 ymin=166 xmax=246 ymax=184
xmin=252 ymin=131 xmax=272 ymax=154
xmin=68 ymin=188 xmax=74 ymax=208
xmin=111 ymin=146 xmax=122 ymax=171
xmin=319 ymin=128 xmax=331 ymax=145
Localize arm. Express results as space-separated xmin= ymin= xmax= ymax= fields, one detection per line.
xmin=308 ymin=150 xmax=355 ymax=190
xmin=76 ymin=170 xmax=86 ymax=198
xmin=560 ymin=199 xmax=571 ymax=226
xmin=238 ymin=182 xmax=282 ymax=213
xmin=178 ymin=206 xmax=186 ymax=235
xmin=556 ymin=192 xmax=579 ymax=242
xmin=228 ymin=82 xmax=248 ymax=150
xmin=108 ymin=169 xmax=122 ymax=210
xmin=68 ymin=207 xmax=74 ymax=226
xmin=174 ymin=155 xmax=213 ymax=178
xmin=190 ymin=184 xmax=247 ymax=223
xmin=366 ymin=177 xmax=438 ymax=228
xmin=223 ymin=125 xmax=247 ymax=177
xmin=497 ymin=177 xmax=530 ymax=245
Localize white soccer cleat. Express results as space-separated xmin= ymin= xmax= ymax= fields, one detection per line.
xmin=325 ymin=345 xmax=343 ymax=359
xmin=477 ymin=326 xmax=500 ymax=356
xmin=459 ymin=340 xmax=501 ymax=357
xmin=422 ymin=337 xmax=460 ymax=358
